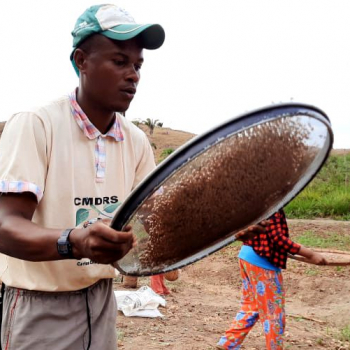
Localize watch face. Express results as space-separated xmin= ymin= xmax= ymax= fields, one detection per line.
xmin=58 ymin=243 xmax=69 ymax=254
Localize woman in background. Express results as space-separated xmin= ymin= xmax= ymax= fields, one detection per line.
xmin=217 ymin=209 xmax=327 ymax=350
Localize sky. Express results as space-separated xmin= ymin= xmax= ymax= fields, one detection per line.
xmin=1 ymin=0 xmax=350 ymax=149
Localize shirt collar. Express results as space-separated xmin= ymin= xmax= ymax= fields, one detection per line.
xmin=68 ymin=90 xmax=124 ymax=142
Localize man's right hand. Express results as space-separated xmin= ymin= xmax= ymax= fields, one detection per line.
xmin=0 ymin=193 xmax=135 ymax=263
xmin=70 ymin=220 xmax=136 ymax=264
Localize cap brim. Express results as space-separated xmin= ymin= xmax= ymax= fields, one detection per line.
xmin=70 ymin=23 xmax=165 ymax=76
xmin=101 ymin=23 xmax=165 ymax=50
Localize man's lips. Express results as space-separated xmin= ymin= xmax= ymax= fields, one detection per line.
xmin=120 ymin=86 xmax=136 ymax=98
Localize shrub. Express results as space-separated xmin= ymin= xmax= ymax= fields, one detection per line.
xmin=159 ymin=148 xmax=174 ymax=162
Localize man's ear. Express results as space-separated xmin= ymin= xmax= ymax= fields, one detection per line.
xmin=73 ymin=48 xmax=87 ymax=74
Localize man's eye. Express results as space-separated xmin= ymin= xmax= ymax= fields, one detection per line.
xmin=114 ymin=60 xmax=126 ymax=66
xmin=135 ymin=64 xmax=142 ymax=72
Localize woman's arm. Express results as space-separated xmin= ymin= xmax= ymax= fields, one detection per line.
xmin=297 ymin=246 xmax=327 ymax=265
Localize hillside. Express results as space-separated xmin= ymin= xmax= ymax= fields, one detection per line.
xmin=285 ymin=151 xmax=350 ymax=219
xmin=138 ymin=124 xmax=196 ymax=163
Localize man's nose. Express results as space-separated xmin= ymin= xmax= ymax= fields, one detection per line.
xmin=125 ymin=65 xmax=140 ymax=83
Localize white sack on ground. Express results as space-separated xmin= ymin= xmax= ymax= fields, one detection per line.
xmin=114 ymin=285 xmax=166 ymax=317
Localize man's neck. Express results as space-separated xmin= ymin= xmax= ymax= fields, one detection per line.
xmin=76 ymin=90 xmax=115 ymax=134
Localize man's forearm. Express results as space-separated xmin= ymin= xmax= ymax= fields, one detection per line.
xmin=0 ymin=215 xmax=64 ymax=261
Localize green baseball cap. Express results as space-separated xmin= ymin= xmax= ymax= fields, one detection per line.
xmin=70 ymin=4 xmax=165 ymax=75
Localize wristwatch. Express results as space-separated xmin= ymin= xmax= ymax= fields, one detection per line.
xmin=57 ymin=229 xmax=74 ymax=258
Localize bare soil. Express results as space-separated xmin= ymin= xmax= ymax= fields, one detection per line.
xmin=115 ymin=219 xmax=350 ymax=349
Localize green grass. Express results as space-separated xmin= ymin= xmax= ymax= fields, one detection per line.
xmin=285 ymin=154 xmax=350 ymax=220
xmin=159 ymin=148 xmax=174 ymax=162
xmin=316 ymin=338 xmax=325 ymax=346
xmin=117 ymin=330 xmax=125 ymax=341
xmin=304 ymin=268 xmax=320 ymax=276
xmin=340 ymin=325 xmax=350 ymax=342
xmin=294 ymin=230 xmax=350 ymax=250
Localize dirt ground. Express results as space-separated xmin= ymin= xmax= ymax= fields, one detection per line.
xmin=115 ymin=219 xmax=350 ymax=349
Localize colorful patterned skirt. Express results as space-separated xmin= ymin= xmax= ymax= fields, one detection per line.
xmin=217 ymin=259 xmax=285 ymax=350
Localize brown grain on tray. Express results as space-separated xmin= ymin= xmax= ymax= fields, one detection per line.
xmin=133 ymin=117 xmax=321 ymax=269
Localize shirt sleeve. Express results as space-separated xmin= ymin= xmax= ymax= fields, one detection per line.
xmin=0 ymin=112 xmax=48 ymax=202
xmin=268 ymin=210 xmax=301 ymax=255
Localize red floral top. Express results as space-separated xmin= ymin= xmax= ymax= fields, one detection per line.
xmin=244 ymin=209 xmax=301 ymax=269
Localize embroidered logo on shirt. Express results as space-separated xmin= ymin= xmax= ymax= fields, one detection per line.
xmin=75 ymin=196 xmax=121 ymax=226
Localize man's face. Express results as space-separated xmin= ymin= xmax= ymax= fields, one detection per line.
xmin=80 ymin=35 xmax=144 ymax=113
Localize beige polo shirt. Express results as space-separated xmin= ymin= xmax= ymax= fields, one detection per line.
xmin=0 ymin=95 xmax=155 ymax=291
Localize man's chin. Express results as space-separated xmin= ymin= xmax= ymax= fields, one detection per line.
xmin=114 ymin=103 xmax=130 ymax=115
xmin=112 ymin=109 xmax=125 ymax=116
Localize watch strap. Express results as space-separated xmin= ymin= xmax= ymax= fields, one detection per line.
xmin=57 ymin=228 xmax=74 ymax=258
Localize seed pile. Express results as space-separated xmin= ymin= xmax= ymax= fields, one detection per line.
xmin=129 ymin=116 xmax=323 ymax=271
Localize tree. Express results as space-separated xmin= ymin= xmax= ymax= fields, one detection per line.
xmin=143 ymin=118 xmax=159 ymax=135
xmin=131 ymin=119 xmax=141 ymax=127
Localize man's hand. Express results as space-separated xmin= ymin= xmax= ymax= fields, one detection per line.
xmin=70 ymin=220 xmax=136 ymax=264
xmin=0 ymin=193 xmax=136 ymax=263
xmin=234 ymin=220 xmax=269 ymax=242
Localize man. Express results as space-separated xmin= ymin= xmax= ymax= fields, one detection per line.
xmin=0 ymin=4 xmax=164 ymax=350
